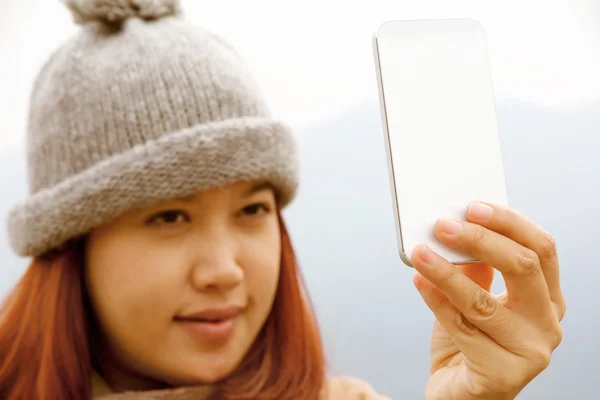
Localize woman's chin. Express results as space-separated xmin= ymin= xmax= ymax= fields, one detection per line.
xmin=162 ymin=359 xmax=240 ymax=386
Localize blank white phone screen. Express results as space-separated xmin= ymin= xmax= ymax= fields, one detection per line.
xmin=373 ymin=19 xmax=509 ymax=266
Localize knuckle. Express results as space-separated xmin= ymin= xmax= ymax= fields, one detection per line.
xmin=464 ymin=381 xmax=490 ymax=398
xmin=515 ymin=248 xmax=541 ymax=277
xmin=547 ymin=322 xmax=564 ymax=350
xmin=454 ymin=311 xmax=478 ymax=336
xmin=466 ymin=375 xmax=512 ymax=397
xmin=558 ymin=301 xmax=567 ymax=321
xmin=552 ymin=328 xmax=564 ymax=350
xmin=470 ymin=224 xmax=487 ymax=248
xmin=522 ymin=337 xmax=555 ymax=373
xmin=529 ymin=347 xmax=552 ymax=371
xmin=441 ymin=264 xmax=458 ymax=285
xmin=471 ymin=289 xmax=497 ymax=318
xmin=494 ymin=291 xmax=509 ymax=306
xmin=538 ymin=231 xmax=558 ymax=259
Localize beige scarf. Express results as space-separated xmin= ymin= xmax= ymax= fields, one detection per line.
xmin=91 ymin=371 xmax=392 ymax=400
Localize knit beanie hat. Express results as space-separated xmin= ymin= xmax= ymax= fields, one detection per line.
xmin=5 ymin=0 xmax=299 ymax=258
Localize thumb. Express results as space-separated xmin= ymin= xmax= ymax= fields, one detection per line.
xmin=458 ymin=262 xmax=494 ymax=292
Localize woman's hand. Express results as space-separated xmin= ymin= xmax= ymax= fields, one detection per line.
xmin=411 ymin=201 xmax=566 ymax=400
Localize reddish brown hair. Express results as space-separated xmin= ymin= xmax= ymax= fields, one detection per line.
xmin=0 ymin=213 xmax=326 ymax=400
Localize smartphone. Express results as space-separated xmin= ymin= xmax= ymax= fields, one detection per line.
xmin=372 ymin=18 xmax=509 ymax=267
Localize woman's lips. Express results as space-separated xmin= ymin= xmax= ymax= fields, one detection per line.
xmin=174 ymin=304 xmax=243 ymax=343
xmin=176 ymin=318 xmax=236 ymax=343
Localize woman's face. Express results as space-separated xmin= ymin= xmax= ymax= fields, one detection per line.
xmin=84 ymin=181 xmax=281 ymax=390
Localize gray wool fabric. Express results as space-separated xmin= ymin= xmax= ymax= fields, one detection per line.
xmin=5 ymin=0 xmax=299 ymax=258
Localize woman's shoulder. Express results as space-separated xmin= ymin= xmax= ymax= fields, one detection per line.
xmin=320 ymin=375 xmax=392 ymax=400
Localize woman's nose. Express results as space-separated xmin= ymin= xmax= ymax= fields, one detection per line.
xmin=187 ymin=238 xmax=244 ymax=292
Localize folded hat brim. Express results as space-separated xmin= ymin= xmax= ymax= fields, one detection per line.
xmin=6 ymin=116 xmax=299 ymax=258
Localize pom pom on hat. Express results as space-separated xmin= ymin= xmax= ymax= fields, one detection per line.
xmin=63 ymin=0 xmax=181 ymax=25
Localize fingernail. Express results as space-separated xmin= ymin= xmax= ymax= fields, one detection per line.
xmin=419 ymin=245 xmax=436 ymax=264
xmin=439 ymin=218 xmax=461 ymax=235
xmin=468 ymin=202 xmax=493 ymax=220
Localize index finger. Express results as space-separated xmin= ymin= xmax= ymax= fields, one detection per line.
xmin=465 ymin=201 xmax=565 ymax=318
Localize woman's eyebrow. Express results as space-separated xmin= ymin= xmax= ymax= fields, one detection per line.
xmin=242 ymin=182 xmax=274 ymax=198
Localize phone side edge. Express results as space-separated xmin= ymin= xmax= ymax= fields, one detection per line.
xmin=372 ymin=31 xmax=413 ymax=268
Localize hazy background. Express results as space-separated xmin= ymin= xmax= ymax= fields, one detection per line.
xmin=285 ymin=99 xmax=600 ymax=399
xmin=1 ymin=0 xmax=599 ymax=399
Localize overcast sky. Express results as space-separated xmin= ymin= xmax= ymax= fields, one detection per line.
xmin=0 ymin=0 xmax=599 ymax=157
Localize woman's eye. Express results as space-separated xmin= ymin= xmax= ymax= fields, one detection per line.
xmin=241 ymin=203 xmax=270 ymax=216
xmin=145 ymin=210 xmax=190 ymax=225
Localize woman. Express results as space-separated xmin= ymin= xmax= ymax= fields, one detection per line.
xmin=0 ymin=1 xmax=566 ymax=399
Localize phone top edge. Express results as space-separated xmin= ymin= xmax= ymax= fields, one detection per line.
xmin=375 ymin=17 xmax=487 ymax=38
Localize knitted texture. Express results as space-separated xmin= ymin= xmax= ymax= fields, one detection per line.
xmin=5 ymin=0 xmax=299 ymax=258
